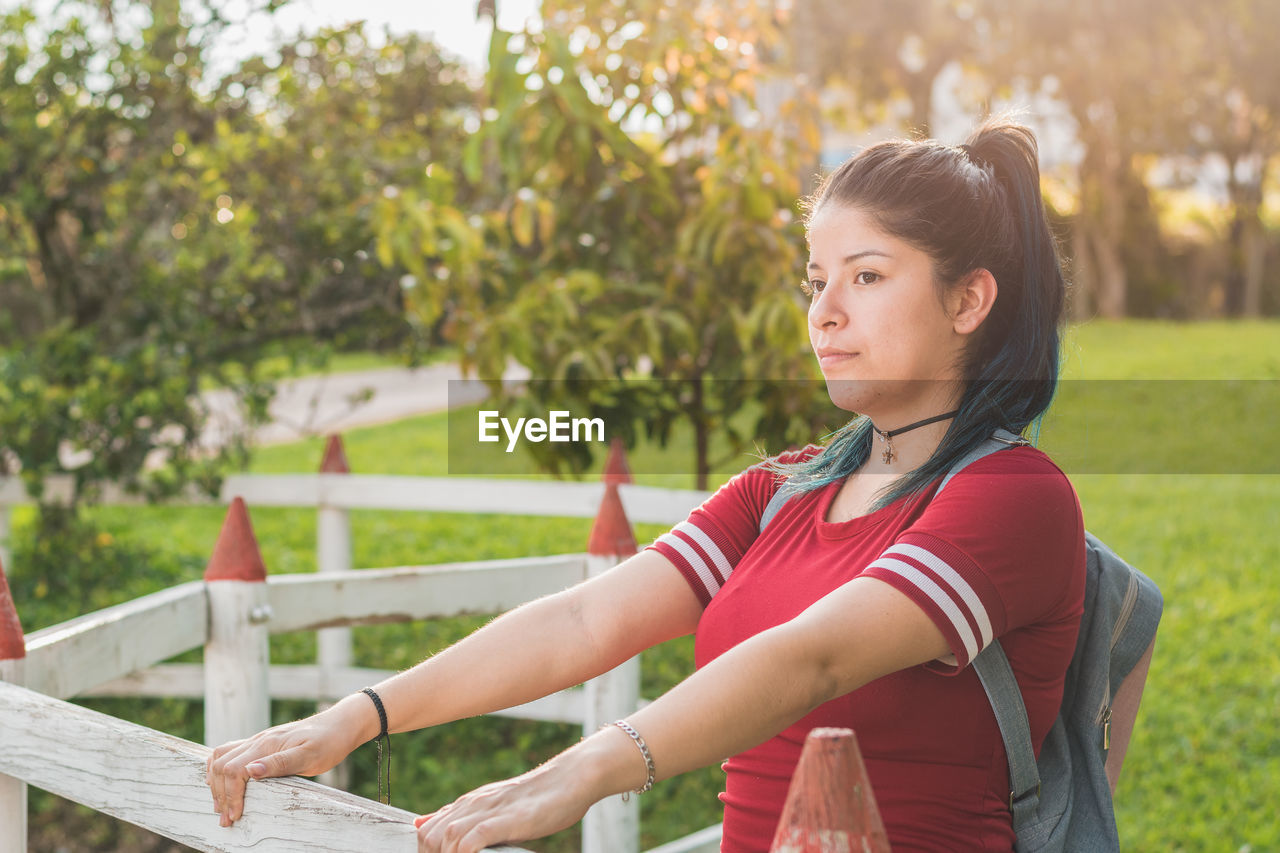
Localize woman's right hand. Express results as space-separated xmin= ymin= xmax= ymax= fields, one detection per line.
xmin=206 ymin=698 xmax=372 ymax=827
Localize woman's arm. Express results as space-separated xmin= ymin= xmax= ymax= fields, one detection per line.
xmin=207 ymin=548 xmax=703 ymax=826
xmin=415 ymin=576 xmax=950 ymax=853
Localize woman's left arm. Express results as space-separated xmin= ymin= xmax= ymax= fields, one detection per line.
xmin=415 ymin=576 xmax=950 ymax=853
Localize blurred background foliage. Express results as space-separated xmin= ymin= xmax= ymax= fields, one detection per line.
xmin=2 ymin=0 xmax=1278 ymax=502
xmin=1 ymin=0 xmax=1279 ymax=848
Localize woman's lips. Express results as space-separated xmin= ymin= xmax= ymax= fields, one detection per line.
xmin=817 ymin=352 xmax=859 ymax=368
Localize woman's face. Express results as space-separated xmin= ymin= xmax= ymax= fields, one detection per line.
xmin=805 ymin=204 xmax=970 ymax=420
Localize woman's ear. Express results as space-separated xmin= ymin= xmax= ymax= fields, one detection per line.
xmin=950 ymin=268 xmax=998 ymax=335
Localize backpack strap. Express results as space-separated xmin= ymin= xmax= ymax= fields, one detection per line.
xmin=935 ymin=427 xmax=1045 ymax=832
xmin=758 ymin=483 xmax=793 ymax=534
xmin=973 ymin=641 xmax=1043 ymax=831
xmin=936 ymin=427 xmax=1030 ymax=492
xmin=759 ymin=428 xmax=1030 ymax=535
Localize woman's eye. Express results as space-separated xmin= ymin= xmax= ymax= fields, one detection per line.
xmin=856 ymin=271 xmax=880 ymax=285
xmin=800 ymin=279 xmax=825 ymax=297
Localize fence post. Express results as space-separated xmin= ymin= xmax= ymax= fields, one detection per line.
xmin=769 ymin=727 xmax=890 ymax=853
xmin=204 ymin=497 xmax=272 ymax=747
xmin=316 ymin=434 xmax=353 ymax=789
xmin=582 ymin=440 xmax=640 ymax=853
xmin=0 ymin=555 xmax=28 ymax=851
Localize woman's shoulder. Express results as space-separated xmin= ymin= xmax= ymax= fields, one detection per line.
xmin=946 ymin=443 xmax=1074 ymax=490
xmin=923 ymin=444 xmax=1084 ymax=556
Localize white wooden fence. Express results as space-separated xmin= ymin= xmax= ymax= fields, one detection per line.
xmin=0 ymin=440 xmax=724 ymax=853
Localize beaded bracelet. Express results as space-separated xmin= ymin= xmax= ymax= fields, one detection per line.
xmin=611 ymin=719 xmax=655 ymax=800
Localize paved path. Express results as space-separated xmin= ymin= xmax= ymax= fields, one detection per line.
xmin=198 ymin=361 xmax=529 ymax=449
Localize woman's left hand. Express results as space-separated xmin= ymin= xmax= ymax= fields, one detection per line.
xmin=413 ymin=760 xmax=595 ymax=853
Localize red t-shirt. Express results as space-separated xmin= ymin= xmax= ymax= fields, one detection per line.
xmin=646 ymin=445 xmax=1086 ymax=852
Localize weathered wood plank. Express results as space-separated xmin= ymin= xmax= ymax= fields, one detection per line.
xmin=84 ymin=663 xmax=588 ymax=725
xmin=0 ymin=476 xmax=211 ymax=506
xmin=23 ymin=582 xmax=208 ymax=699
xmin=204 ymin=581 xmax=270 ymax=747
xmin=0 ymin=682 xmax=531 ymax=852
xmin=265 ymin=555 xmax=589 ymax=633
xmin=219 ymin=475 xmax=707 ymax=524
xmin=583 ymin=553 xmax=640 ymax=853
xmin=617 ymin=485 xmax=710 ymax=527
xmin=0 ymin=658 xmax=26 ymax=852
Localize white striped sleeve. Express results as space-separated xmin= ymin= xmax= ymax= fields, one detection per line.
xmin=649 ymin=514 xmax=747 ymax=605
xmin=863 ymin=539 xmax=997 ymax=669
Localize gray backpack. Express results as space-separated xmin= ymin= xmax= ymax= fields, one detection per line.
xmin=758 ymin=428 xmax=1163 ymax=852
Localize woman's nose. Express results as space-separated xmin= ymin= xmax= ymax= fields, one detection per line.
xmin=808 ymin=286 xmax=843 ymax=329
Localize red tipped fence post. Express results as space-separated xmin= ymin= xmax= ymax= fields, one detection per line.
xmin=603 ymin=437 xmax=633 ymax=486
xmin=316 ymin=434 xmax=353 ymax=788
xmin=203 ymin=497 xmax=272 ymax=747
xmin=0 ymin=556 xmax=28 ymax=849
xmin=770 ymin=727 xmax=891 ymax=853
xmin=581 ymin=444 xmax=640 ymax=853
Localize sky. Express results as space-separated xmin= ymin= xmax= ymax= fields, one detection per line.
xmin=0 ymin=0 xmax=541 ymax=75
xmin=218 ymin=0 xmax=541 ymax=73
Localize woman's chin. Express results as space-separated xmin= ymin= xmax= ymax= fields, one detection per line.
xmin=822 ymin=377 xmax=879 ymax=412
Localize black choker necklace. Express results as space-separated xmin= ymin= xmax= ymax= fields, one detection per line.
xmin=870 ymin=410 xmax=960 ymax=464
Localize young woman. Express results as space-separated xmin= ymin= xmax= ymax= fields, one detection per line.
xmin=207 ymin=117 xmax=1086 ymax=853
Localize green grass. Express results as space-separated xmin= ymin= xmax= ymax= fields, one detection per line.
xmin=1061 ymin=318 xmax=1280 ymax=379
xmin=7 ymin=319 xmax=1280 ymax=851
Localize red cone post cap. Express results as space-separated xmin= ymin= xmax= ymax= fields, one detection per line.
xmin=588 ymin=484 xmax=637 ymax=557
xmin=603 ymin=437 xmax=633 ymax=486
xmin=319 ymin=434 xmax=350 ymax=474
xmin=770 ymin=727 xmax=890 ymax=853
xmin=205 ymin=497 xmax=268 ymax=581
xmin=0 ymin=557 xmax=26 ymax=660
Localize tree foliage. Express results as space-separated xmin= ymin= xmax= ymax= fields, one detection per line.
xmin=381 ymin=1 xmax=838 ymax=487
xmin=0 ymin=0 xmax=472 ymax=502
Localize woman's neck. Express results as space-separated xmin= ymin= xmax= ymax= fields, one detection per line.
xmin=860 ymin=394 xmax=964 ymax=476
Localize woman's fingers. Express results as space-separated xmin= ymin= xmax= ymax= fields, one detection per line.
xmin=206 ymin=738 xmax=247 ymax=817
xmin=245 ymin=745 xmax=311 ymax=780
xmin=206 ymin=732 xmax=316 ymax=824
xmin=204 ymin=702 xmax=368 ymax=827
xmin=417 ymin=770 xmax=590 ymax=853
xmin=419 ymin=807 xmax=502 ymax=853
xmin=418 ymin=786 xmax=510 ymax=853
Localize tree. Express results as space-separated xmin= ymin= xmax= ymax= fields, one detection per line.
xmin=977 ymin=0 xmax=1182 ymax=319
xmin=1168 ymin=0 xmax=1280 ymax=317
xmin=381 ymin=0 xmax=837 ymax=488
xmin=788 ymin=0 xmax=982 ymax=137
xmin=0 ymin=1 xmax=472 ymax=509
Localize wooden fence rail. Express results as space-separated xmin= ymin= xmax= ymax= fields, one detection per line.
xmin=0 ymin=437 xmax=724 ymax=853
xmin=0 ymin=681 xmax=530 ymax=853
xmin=22 ymin=580 xmax=208 ymax=700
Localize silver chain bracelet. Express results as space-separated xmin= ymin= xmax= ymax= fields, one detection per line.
xmin=611 ymin=719 xmax=655 ymax=800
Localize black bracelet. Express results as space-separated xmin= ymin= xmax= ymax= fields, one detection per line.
xmin=361 ymin=687 xmax=391 ymax=804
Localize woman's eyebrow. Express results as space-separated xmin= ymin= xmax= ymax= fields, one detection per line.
xmin=806 ymin=250 xmax=893 ymax=271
